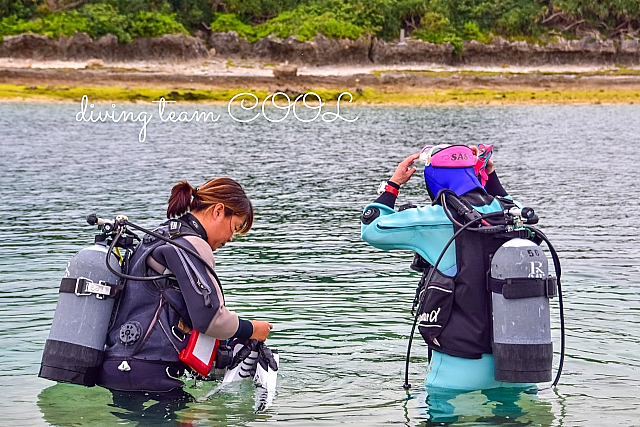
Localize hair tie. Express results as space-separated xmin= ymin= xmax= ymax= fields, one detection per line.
xmin=193 ymin=187 xmax=199 ymax=198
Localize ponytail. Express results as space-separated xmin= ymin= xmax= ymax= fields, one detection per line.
xmin=167 ymin=181 xmax=195 ymax=218
xmin=166 ymin=178 xmax=254 ymax=234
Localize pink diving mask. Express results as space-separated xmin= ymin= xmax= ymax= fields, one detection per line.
xmin=419 ymin=144 xmax=477 ymax=168
xmin=420 ymin=143 xmax=494 ymax=187
xmin=473 ymin=144 xmax=493 ymax=186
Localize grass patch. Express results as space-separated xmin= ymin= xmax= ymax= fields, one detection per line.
xmin=373 ymin=68 xmax=640 ymax=79
xmin=0 ymin=84 xmax=270 ymax=102
xmin=338 ymin=87 xmax=640 ymax=105
xmin=1 ymin=84 xmax=638 ymax=105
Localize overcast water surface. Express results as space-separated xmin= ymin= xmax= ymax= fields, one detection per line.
xmin=0 ymin=100 xmax=638 ymax=426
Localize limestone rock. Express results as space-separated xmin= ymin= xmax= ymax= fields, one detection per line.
xmin=122 ymin=34 xmax=210 ymax=61
xmin=273 ymin=64 xmax=298 ymax=78
xmin=208 ymin=32 xmax=370 ymax=65
xmin=208 ymin=32 xmax=251 ymax=57
xmin=0 ymin=33 xmax=61 ymax=59
xmin=313 ymin=34 xmax=370 ymax=65
xmin=1 ymin=30 xmax=640 ymax=66
xmin=0 ymin=32 xmax=209 ymax=62
xmin=370 ymin=38 xmax=454 ymax=64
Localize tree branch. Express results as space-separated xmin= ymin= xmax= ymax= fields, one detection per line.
xmin=563 ymin=19 xmax=585 ymax=32
xmin=541 ymin=11 xmax=564 ymax=24
xmin=47 ymin=0 xmax=89 ymax=12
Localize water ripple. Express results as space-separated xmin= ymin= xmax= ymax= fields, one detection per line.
xmin=0 ymin=102 xmax=638 ymax=426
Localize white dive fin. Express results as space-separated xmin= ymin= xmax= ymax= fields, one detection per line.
xmin=254 ymin=349 xmax=279 ymax=391
xmin=222 ymin=350 xmax=258 ymax=384
xmin=253 ymin=347 xmax=279 ymax=412
xmin=199 ymin=340 xmax=280 ymax=407
xmin=221 ymin=339 xmax=259 ymax=385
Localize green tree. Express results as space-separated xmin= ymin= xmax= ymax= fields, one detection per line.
xmin=80 ymin=3 xmax=132 ymax=42
xmin=411 ymin=12 xmax=463 ymax=54
xmin=129 ymin=11 xmax=188 ymax=37
xmin=0 ymin=0 xmax=40 ymax=19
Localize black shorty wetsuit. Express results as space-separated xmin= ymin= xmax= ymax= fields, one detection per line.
xmin=97 ymin=214 xmax=252 ymax=393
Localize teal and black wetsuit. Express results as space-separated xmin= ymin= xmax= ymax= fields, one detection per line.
xmin=361 ymin=173 xmax=531 ymax=391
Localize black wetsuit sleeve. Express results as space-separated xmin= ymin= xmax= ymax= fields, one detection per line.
xmin=233 ymin=319 xmax=253 ymax=339
xmin=372 ymin=181 xmax=400 ymax=208
xmin=151 ymin=240 xmax=248 ymax=340
xmin=484 ymin=171 xmax=508 ymax=197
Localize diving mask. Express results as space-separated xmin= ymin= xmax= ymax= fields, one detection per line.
xmin=419 ymin=144 xmax=477 ymax=168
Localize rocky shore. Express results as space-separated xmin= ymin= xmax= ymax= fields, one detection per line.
xmin=2 ymin=31 xmax=640 ymax=66
xmin=3 ymin=31 xmax=640 ymax=105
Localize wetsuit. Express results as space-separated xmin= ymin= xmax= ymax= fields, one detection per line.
xmin=361 ymin=172 xmax=530 ymax=391
xmin=97 ymin=213 xmax=253 ymax=393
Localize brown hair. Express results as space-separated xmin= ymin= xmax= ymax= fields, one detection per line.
xmin=167 ymin=177 xmax=254 ymax=234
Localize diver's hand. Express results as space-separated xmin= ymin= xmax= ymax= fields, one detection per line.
xmin=470 ymin=145 xmax=494 ymax=174
xmin=250 ymin=320 xmax=273 ymax=342
xmin=390 ymin=152 xmax=421 ymax=186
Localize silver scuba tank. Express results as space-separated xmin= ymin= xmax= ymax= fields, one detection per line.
xmin=490 ymin=238 xmax=557 ymax=383
xmin=39 ymin=242 xmax=121 ymax=386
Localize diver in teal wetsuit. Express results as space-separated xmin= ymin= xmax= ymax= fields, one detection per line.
xmin=361 ymin=145 xmax=532 ymax=391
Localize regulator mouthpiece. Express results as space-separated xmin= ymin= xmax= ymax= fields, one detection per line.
xmin=86 ymin=214 xmax=115 ymax=227
xmin=86 ymin=214 xmax=98 ymax=226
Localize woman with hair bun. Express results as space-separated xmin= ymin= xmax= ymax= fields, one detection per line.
xmin=97 ymin=177 xmax=273 ymax=397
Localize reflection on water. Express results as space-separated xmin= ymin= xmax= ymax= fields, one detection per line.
xmin=418 ymin=387 xmax=557 ymax=426
xmin=37 ymin=380 xmax=266 ymax=426
xmin=1 ymin=101 xmax=639 ymax=426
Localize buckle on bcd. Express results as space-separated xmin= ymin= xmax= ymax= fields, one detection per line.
xmin=75 ymin=277 xmax=111 ymax=299
xmin=168 ymin=220 xmax=181 ymax=237
xmin=546 ymin=277 xmax=558 ymax=298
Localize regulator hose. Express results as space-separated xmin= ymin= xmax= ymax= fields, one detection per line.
xmin=103 ymin=219 xmax=223 ymax=295
xmin=527 ymin=225 xmax=565 ymax=388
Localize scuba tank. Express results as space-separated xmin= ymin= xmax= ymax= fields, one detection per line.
xmin=39 ymin=216 xmax=127 ymax=386
xmin=489 ymin=238 xmax=557 ymax=383
xmin=40 ymin=213 xmax=269 ymax=387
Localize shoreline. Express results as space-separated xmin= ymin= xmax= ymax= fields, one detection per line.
xmin=2 ymin=59 xmax=640 ymax=105
xmin=3 ymin=85 xmax=639 ymax=106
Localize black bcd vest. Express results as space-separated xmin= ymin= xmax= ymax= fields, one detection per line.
xmin=415 ymin=193 xmax=534 ymax=359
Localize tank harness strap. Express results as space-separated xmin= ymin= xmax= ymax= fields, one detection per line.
xmin=488 ymin=276 xmax=557 ymax=299
xmin=59 ymin=277 xmax=123 ymax=299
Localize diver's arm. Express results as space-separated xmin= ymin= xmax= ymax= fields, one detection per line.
xmin=373 ymin=180 xmax=400 ymax=208
xmin=151 ymin=239 xmax=253 ymax=340
xmin=361 ymin=201 xmax=456 ymax=270
xmin=361 ymin=152 xmax=458 ymax=269
xmin=472 ymin=145 xmax=508 ymax=197
xmin=484 ymin=171 xmax=508 ymax=197
xmin=362 ymin=152 xmax=437 ymax=250
xmin=370 ymin=152 xmax=422 ymax=208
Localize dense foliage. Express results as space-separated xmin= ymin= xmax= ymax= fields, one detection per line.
xmin=1 ymin=0 xmax=638 ymax=44
xmin=0 ymin=2 xmax=187 ymax=41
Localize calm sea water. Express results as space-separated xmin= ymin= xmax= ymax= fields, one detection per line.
xmin=0 ymin=100 xmax=638 ymax=426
